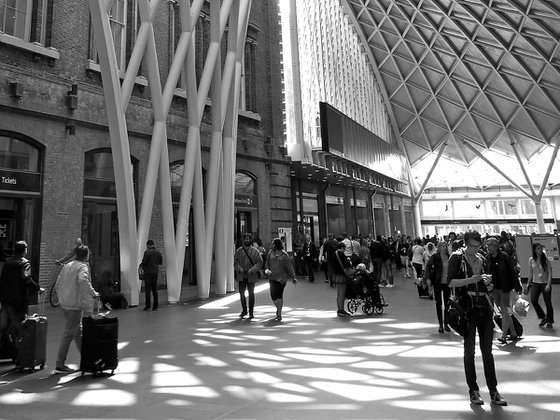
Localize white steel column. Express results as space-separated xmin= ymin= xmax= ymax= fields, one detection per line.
xmin=89 ymin=0 xmax=139 ymax=305
xmin=90 ymin=0 xmax=252 ymax=302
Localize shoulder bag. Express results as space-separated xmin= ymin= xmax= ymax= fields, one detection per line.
xmin=446 ymin=252 xmax=470 ymax=336
xmin=336 ymin=252 xmax=354 ymax=279
xmin=242 ymin=246 xmax=262 ymax=279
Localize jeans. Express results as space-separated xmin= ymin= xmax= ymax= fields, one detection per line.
xmin=56 ymin=309 xmax=83 ymax=367
xmin=530 ymin=283 xmax=554 ymax=323
xmin=144 ymin=273 xmax=159 ymax=310
xmin=433 ymin=283 xmax=451 ymax=327
xmin=238 ymin=279 xmax=255 ymax=315
xmin=463 ymin=305 xmax=498 ymax=393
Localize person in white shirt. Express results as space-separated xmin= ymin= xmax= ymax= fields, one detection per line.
xmin=411 ymin=238 xmax=425 ymax=281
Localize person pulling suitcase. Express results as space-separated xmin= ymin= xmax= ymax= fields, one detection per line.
xmin=0 ymin=241 xmax=44 ymax=364
xmin=54 ymin=245 xmax=99 ymax=374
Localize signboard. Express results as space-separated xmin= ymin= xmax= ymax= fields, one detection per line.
xmin=0 ymin=169 xmax=41 ymax=193
xmin=516 ymin=234 xmax=560 ymax=281
xmin=278 ymin=227 xmax=293 ymax=253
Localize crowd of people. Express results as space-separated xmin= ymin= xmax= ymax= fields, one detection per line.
xmin=233 ymin=228 xmax=555 ymax=406
xmin=0 ymin=229 xmax=555 ymax=406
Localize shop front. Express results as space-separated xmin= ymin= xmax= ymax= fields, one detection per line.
xmin=0 ymin=133 xmax=43 ymax=287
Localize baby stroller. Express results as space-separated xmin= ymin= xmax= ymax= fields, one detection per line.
xmin=346 ymin=265 xmax=388 ymax=315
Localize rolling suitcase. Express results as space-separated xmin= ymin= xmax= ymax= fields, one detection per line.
xmin=416 ymin=280 xmax=431 ymax=298
xmin=15 ymin=293 xmax=48 ymax=372
xmin=494 ymin=312 xmax=523 ymax=337
xmin=80 ymin=298 xmax=118 ymax=375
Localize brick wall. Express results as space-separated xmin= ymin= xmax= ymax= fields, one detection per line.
xmin=0 ymin=2 xmax=291 ymax=289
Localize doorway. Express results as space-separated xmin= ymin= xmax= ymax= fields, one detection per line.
xmin=82 ymin=201 xmax=120 ymax=290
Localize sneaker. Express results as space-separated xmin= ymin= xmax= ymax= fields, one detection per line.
xmin=469 ymin=390 xmax=484 ymax=405
xmin=54 ymin=365 xmax=76 ymax=374
xmin=386 ymin=284 xmax=394 ymax=288
xmin=337 ymin=310 xmax=351 ymax=317
xmin=438 ymin=327 xmax=444 ymax=334
xmin=490 ymin=390 xmax=507 ymax=406
xmin=497 ymin=337 xmax=508 ymax=345
xmin=239 ymin=311 xmax=247 ymax=318
xmin=538 ymin=319 xmax=547 ymax=327
xmin=249 ymin=314 xmax=254 ymax=319
xmin=545 ymin=322 xmax=553 ymax=329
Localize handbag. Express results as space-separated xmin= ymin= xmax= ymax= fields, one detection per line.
xmin=336 ymin=252 xmax=354 ymax=279
xmin=512 ymin=294 xmax=530 ymax=317
xmin=446 ymin=292 xmax=469 ymax=336
xmin=138 ymin=264 xmax=146 ymax=281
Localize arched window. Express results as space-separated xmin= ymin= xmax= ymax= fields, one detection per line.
xmin=84 ymin=148 xmax=137 ymax=198
xmin=235 ymin=172 xmax=257 ymax=207
xmin=170 ymin=160 xmax=184 ymax=203
xmin=0 ymin=136 xmax=41 ymax=172
xmin=169 ymin=160 xmax=207 ymax=204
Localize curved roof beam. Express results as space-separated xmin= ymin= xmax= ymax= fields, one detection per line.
xmin=361 ymin=1 xmax=435 ymax=152
xmin=425 ymin=0 xmax=551 ymax=145
xmin=390 ymin=1 xmax=488 ymax=152
xmin=459 ymin=1 xmax=560 ymax=122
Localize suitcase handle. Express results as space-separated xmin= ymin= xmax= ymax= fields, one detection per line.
xmin=38 ymin=290 xmax=46 ymax=318
xmin=93 ymin=295 xmax=104 ymax=315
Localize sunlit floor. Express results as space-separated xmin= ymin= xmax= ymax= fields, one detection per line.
xmin=1 ymin=272 xmax=559 ymax=420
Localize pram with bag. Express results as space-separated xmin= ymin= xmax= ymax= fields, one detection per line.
xmin=346 ymin=267 xmax=388 ymax=315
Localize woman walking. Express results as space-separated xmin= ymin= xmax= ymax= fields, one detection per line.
xmin=264 ymin=238 xmax=297 ymax=321
xmin=526 ymin=242 xmax=554 ymax=328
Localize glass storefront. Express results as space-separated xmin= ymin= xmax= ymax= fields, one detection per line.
xmin=0 ymin=134 xmax=43 ymax=290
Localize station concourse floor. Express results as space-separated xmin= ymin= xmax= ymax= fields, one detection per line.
xmin=1 ymin=272 xmax=559 ymax=420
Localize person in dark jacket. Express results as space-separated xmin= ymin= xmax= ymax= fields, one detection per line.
xmin=141 ymin=239 xmax=163 ymax=311
xmin=0 ymin=241 xmax=44 ymax=348
xmin=486 ymin=237 xmax=522 ymax=344
xmin=333 ymin=242 xmax=352 ymax=317
xmin=448 ymin=230 xmax=507 ymax=406
xmin=424 ymin=241 xmax=451 ymax=333
xmin=302 ymin=235 xmax=318 ymax=282
xmin=323 ymin=234 xmax=339 ymax=287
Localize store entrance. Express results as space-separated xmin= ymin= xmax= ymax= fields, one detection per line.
xmin=235 ymin=210 xmax=253 ymax=247
xmin=0 ymin=196 xmax=37 ymax=262
xmin=82 ymin=201 xmax=120 ymax=290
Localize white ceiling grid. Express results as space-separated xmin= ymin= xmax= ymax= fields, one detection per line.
xmin=343 ymin=0 xmax=560 ymax=190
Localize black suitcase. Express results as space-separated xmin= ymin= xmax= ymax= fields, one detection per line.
xmin=416 ymin=280 xmax=431 ymax=298
xmin=80 ymin=299 xmax=118 ymax=375
xmin=15 ymin=294 xmax=48 ymax=372
xmin=494 ymin=312 xmax=523 ymax=337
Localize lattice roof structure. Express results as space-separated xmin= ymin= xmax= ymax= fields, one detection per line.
xmin=342 ymin=0 xmax=560 ymax=191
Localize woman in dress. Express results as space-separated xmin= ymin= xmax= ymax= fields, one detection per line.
xmin=264 ymin=238 xmax=297 ymax=321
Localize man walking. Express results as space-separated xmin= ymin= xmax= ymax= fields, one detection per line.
xmin=141 ymin=239 xmax=163 ymax=311
xmin=54 ymin=245 xmax=99 ymax=373
xmin=234 ymin=233 xmax=262 ymax=319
